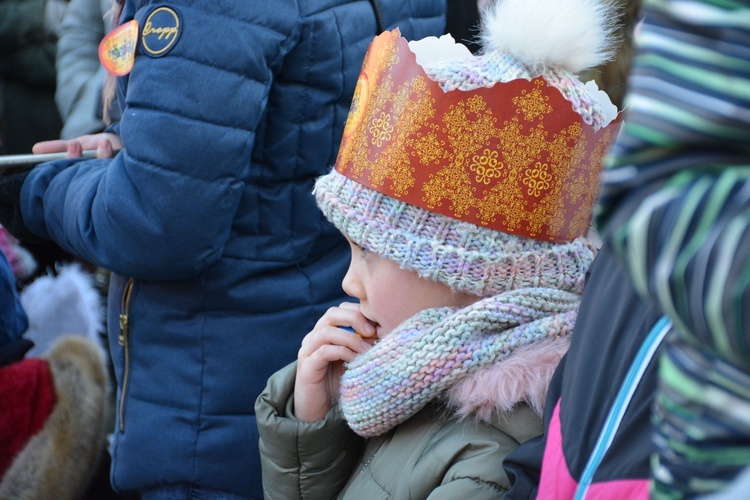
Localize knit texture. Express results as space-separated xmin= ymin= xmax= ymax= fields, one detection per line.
xmin=340 ymin=288 xmax=579 ymax=437
xmin=315 ymin=171 xmax=596 ymax=298
xmin=446 ymin=335 xmax=570 ymax=421
xmin=422 ymin=53 xmax=611 ymax=131
xmin=414 ymin=0 xmax=620 ymax=132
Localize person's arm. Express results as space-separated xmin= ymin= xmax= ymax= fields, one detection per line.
xmin=18 ymin=1 xmax=300 ymax=279
xmin=601 ymin=0 xmax=750 ymax=370
xmin=257 ymin=303 xmax=374 ymax=497
xmin=255 ymin=362 xmax=365 ymax=499
xmin=55 ymin=0 xmax=110 ymax=138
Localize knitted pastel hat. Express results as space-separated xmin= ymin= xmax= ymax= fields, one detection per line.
xmin=315 ymin=0 xmax=622 ymax=297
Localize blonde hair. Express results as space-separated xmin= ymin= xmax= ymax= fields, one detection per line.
xmin=102 ymin=0 xmax=125 ymax=125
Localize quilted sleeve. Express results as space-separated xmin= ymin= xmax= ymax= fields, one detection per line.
xmin=21 ymin=0 xmax=301 ymax=279
xmin=255 ymin=362 xmax=365 ymax=500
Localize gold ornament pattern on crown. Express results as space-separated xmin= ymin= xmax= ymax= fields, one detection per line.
xmin=335 ymin=30 xmax=621 ymax=242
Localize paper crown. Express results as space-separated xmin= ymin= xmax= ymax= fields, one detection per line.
xmin=334 ymin=29 xmax=622 ymax=242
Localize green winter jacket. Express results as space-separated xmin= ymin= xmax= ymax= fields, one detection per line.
xmin=256 ymin=362 xmax=544 ymax=499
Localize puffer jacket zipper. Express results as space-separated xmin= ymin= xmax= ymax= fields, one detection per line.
xmin=118 ymin=277 xmax=134 ymax=432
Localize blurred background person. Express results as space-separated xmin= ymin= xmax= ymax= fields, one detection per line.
xmin=0 ymin=0 xmax=78 ymax=290
xmin=597 ymin=0 xmax=750 ymax=496
xmin=0 ymin=0 xmax=66 ymax=155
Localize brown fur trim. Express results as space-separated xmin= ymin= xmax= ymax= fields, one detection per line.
xmin=0 ymin=336 xmax=109 ymax=500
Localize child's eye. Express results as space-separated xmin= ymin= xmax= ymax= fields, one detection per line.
xmin=358 ymin=244 xmax=370 ymax=257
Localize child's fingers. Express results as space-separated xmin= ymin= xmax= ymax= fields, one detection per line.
xmin=294 ymin=307 xmax=375 ymax=422
xmin=295 ymin=340 xmax=361 ymax=420
xmin=335 ymin=303 xmax=377 ymax=338
xmin=66 ymin=140 xmax=84 ymax=158
xmin=313 ymin=305 xmax=359 ymax=330
xmin=299 ymin=325 xmax=371 ymax=359
xmin=294 ymin=356 xmax=346 ymax=421
xmin=32 ymin=139 xmax=67 ymax=154
xmin=97 ymin=138 xmax=115 ymax=158
xmin=314 ymin=305 xmax=377 ymax=338
xmin=300 ymin=344 xmax=359 ymax=376
xmin=336 ymin=325 xmax=378 ymax=347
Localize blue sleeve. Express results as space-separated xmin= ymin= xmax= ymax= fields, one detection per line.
xmin=0 ymin=249 xmax=27 ymax=345
xmin=20 ymin=0 xmax=301 ymax=279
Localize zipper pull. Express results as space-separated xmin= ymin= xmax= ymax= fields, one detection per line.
xmin=119 ymin=277 xmax=134 ymax=346
xmin=119 ymin=313 xmax=129 ymax=345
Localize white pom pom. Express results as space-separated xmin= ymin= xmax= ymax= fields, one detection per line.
xmin=20 ymin=263 xmax=104 ymax=358
xmin=480 ymin=0 xmax=620 ymax=73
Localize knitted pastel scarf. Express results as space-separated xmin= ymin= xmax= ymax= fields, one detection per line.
xmin=339 ymin=287 xmax=580 ymax=437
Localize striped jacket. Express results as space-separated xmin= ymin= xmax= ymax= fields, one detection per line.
xmin=506 ymin=0 xmax=750 ymax=498
xmin=600 ymin=0 xmax=750 ymax=497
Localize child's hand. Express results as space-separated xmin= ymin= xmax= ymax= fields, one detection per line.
xmin=293 ymin=302 xmax=376 ymax=421
xmin=32 ymin=133 xmax=122 ymax=159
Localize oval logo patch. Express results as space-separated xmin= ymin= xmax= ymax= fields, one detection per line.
xmin=141 ymin=7 xmax=181 ymax=57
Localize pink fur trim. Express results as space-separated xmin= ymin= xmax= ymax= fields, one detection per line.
xmin=446 ymin=336 xmax=570 ymax=422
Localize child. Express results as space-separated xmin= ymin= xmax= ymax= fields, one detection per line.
xmin=255 ymin=0 xmax=621 ymax=497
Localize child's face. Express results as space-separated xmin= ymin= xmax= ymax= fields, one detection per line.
xmin=342 ymin=240 xmax=478 ymax=339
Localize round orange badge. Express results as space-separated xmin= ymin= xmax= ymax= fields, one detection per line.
xmin=99 ymin=20 xmax=139 ymax=76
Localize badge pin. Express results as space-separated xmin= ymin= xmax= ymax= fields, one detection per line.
xmin=99 ymin=20 xmax=139 ymax=76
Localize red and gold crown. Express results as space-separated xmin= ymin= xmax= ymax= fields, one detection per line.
xmin=334 ymin=29 xmax=622 ymax=243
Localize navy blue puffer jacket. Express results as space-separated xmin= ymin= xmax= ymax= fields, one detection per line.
xmin=19 ymin=0 xmax=446 ymax=496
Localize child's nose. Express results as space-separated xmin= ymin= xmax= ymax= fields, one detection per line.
xmin=341 ymin=263 xmax=362 ymax=299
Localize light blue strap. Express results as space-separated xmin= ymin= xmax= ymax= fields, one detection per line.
xmin=574 ymin=315 xmax=672 ymax=499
